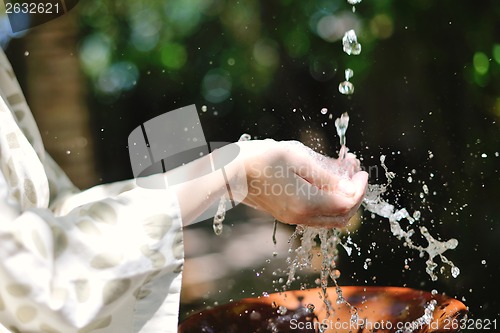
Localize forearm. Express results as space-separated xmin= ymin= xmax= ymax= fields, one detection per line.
xmin=168 ymin=144 xmax=247 ymax=226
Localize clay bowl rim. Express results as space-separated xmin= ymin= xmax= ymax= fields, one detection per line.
xmin=179 ymin=285 xmax=468 ymax=332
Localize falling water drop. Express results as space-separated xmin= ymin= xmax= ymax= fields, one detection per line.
xmin=201 ymin=105 xmax=207 ymax=112
xmin=239 ymin=133 xmax=252 ymax=141
xmin=342 ymin=30 xmax=362 ymax=55
xmin=451 ymin=266 xmax=460 ymax=278
xmin=347 ymin=0 xmax=362 ymax=4
xmin=320 ymin=107 xmax=328 ymax=115
xmin=335 ymin=112 xmax=350 ymax=149
xmin=213 ymin=197 xmax=226 ymax=235
xmin=277 ymin=305 xmax=288 ymax=315
xmin=339 ymin=81 xmax=354 ymax=95
xmin=345 ymin=68 xmax=354 ymax=81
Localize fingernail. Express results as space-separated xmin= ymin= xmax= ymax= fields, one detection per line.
xmin=337 ymin=179 xmax=356 ymax=196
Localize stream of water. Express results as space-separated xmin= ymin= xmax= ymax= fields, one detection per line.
xmin=282 ymin=111 xmax=459 ymax=326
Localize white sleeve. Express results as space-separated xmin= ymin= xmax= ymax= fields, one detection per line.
xmin=0 ymin=174 xmax=183 ymax=333
xmin=0 ymin=47 xmax=184 ymax=333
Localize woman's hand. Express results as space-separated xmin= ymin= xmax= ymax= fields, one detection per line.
xmin=237 ymin=140 xmax=368 ymax=227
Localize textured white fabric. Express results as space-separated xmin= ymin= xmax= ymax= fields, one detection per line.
xmin=0 ymin=48 xmax=184 ymax=333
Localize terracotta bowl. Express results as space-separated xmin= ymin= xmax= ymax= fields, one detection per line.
xmin=178 ymin=286 xmax=467 ymax=333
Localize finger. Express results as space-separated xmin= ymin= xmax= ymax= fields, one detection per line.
xmin=291 ymin=153 xmax=343 ymax=191
xmin=304 ymin=171 xmax=368 ymax=218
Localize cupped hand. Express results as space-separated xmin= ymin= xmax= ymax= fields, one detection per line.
xmin=237 ymin=140 xmax=368 ymax=227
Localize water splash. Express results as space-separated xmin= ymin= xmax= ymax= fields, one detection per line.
xmin=212 ymin=133 xmax=252 ymax=235
xmin=342 ymin=30 xmax=362 ymax=55
xmin=213 ymin=198 xmax=226 ymax=235
xmin=285 ymin=226 xmax=357 ymax=318
xmin=396 ymin=299 xmax=437 ymax=333
xmin=334 ymin=112 xmax=350 ymax=160
xmin=283 ymin=112 xmax=458 ymax=323
xmin=362 ymin=155 xmax=459 ymax=281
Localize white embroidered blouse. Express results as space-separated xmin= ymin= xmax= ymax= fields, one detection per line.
xmin=0 ymin=48 xmax=183 ymax=333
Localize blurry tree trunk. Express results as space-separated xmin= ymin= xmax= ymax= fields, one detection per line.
xmin=23 ymin=11 xmax=97 ymax=189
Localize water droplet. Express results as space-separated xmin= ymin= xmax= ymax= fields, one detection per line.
xmin=277 ymin=305 xmax=288 ymax=315
xmin=481 ymin=259 xmax=486 ymax=265
xmin=349 ymin=307 xmax=359 ymax=323
xmin=335 ymin=112 xmax=350 ymax=150
xmin=320 ymin=107 xmax=328 ymax=115
xmin=338 ymin=81 xmax=354 ymax=95
xmin=423 ymin=184 xmax=429 ymax=194
xmin=201 ymin=105 xmax=208 ymax=112
xmin=413 ymin=210 xmax=421 ymax=220
xmin=213 ymin=222 xmax=223 ymax=235
xmin=271 ymin=301 xmax=278 ymax=308
xmin=213 ymin=197 xmax=226 ymax=235
xmin=66 ymin=150 xmax=71 ymax=155
xmin=342 ymin=30 xmax=362 ymax=55
xmin=306 ymin=303 xmax=315 ymax=312
xmin=407 ymin=176 xmax=413 ymax=183
xmin=347 ymin=0 xmax=362 ymax=4
xmin=451 ymin=266 xmax=460 ymax=278
xmin=24 ymin=51 xmax=29 ymax=56
xmin=272 ymin=251 xmax=278 ymax=257
xmin=431 ymin=289 xmax=438 ymax=295
xmin=239 ymin=133 xmax=252 ymax=141
xmin=265 ymin=259 xmax=271 ymax=263
xmin=262 ymin=291 xmax=269 ymax=297
xmin=331 ymin=269 xmax=341 ymax=279
xmin=345 ymin=68 xmax=354 ymax=81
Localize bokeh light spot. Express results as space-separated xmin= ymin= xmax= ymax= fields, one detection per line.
xmin=80 ymin=33 xmax=112 ymax=77
xmin=202 ymin=69 xmax=232 ymax=103
xmin=492 ymin=44 xmax=500 ymax=65
xmin=473 ymin=52 xmax=489 ymax=75
xmin=161 ymin=43 xmax=187 ymax=70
